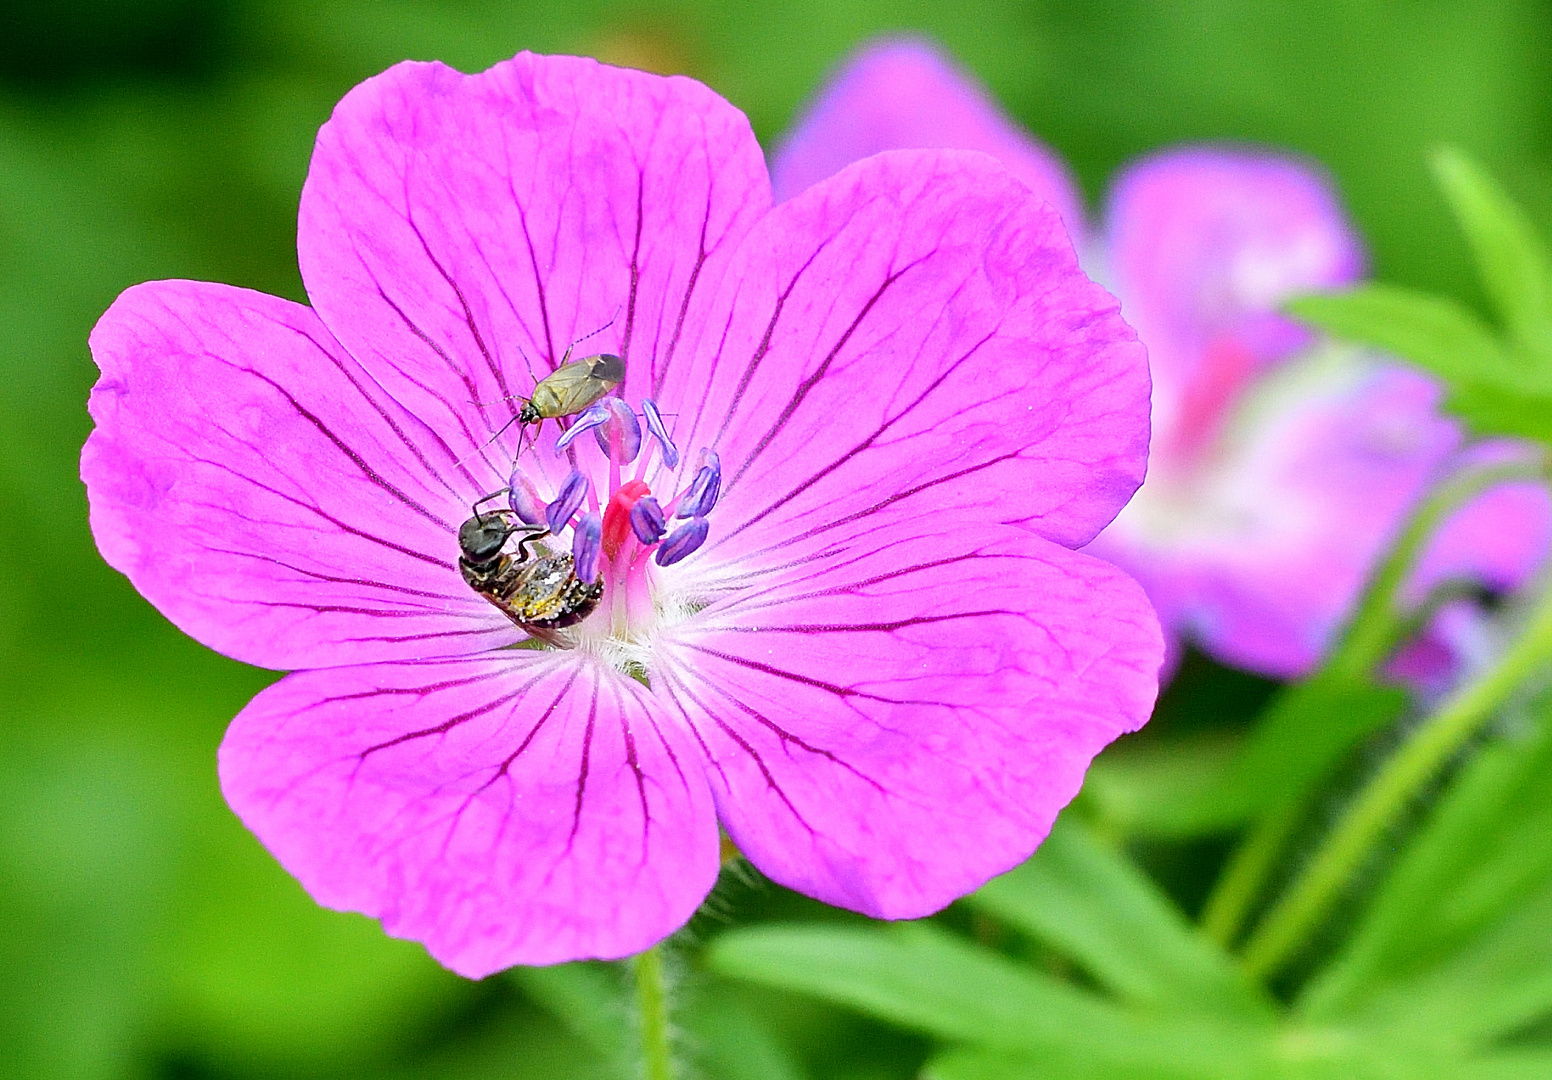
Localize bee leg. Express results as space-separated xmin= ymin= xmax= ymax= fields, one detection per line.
xmin=512 ymin=524 xmax=551 ymax=561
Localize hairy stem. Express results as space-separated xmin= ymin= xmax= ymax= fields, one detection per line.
xmin=1200 ymin=456 xmax=1547 ymax=947
xmin=1241 ymin=551 xmax=1552 ymax=979
xmin=634 ymin=944 xmax=675 ymax=1080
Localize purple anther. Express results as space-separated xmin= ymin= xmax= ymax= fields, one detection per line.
xmin=654 ymin=517 xmax=709 ymax=567
xmin=572 ymin=512 xmax=603 ymax=584
xmin=546 ymin=470 xmax=589 ymax=533
xmin=630 ymin=495 xmax=667 ymax=544
xmin=641 ymin=398 xmax=680 ymax=469
xmin=676 ymin=448 xmax=722 ymax=519
xmin=554 ymin=403 xmax=611 ymax=453
xmin=592 ymin=397 xmax=642 ymax=464
xmin=507 ymin=467 xmax=547 ymax=526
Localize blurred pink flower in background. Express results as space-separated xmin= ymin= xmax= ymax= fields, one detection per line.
xmin=775 ymin=37 xmax=1551 ymax=682
xmin=82 ymin=53 xmax=1162 ymax=975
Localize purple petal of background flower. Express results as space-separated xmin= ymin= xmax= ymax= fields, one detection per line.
xmin=1093 ymin=147 xmax=1550 ymax=680
xmin=1106 ymin=147 xmax=1365 ymax=398
xmin=219 ymin=653 xmax=719 ymax=976
xmin=1090 ymin=355 xmax=1460 ymax=676
xmin=82 ymin=281 xmax=514 ymax=670
xmin=769 ymin=37 xmax=1086 ymax=243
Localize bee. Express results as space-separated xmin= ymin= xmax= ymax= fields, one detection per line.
xmin=457 ymin=512 xmax=603 ymax=640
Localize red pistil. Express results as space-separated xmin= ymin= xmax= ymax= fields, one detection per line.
xmin=602 ymin=479 xmax=651 ymax=558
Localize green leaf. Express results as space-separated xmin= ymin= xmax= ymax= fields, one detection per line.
xmin=1303 ymin=693 xmax=1552 ymax=1018
xmin=707 ymin=922 xmax=1271 ymax=1076
xmin=1290 ymin=286 xmax=1552 ymax=442
xmin=1457 ymin=1051 xmax=1552 ymax=1080
xmin=512 ymin=962 xmax=807 ymax=1080
xmin=925 ymin=1045 xmax=1220 ymax=1080
xmin=1145 ymin=674 xmax=1408 ymax=834
xmin=1289 ymin=285 xmax=1512 ymax=383
xmin=927 ymin=1040 xmax=1479 ymax=1080
xmin=1339 ymin=879 xmax=1552 ymax=1047
xmin=510 ymin=963 xmax=631 ymax=1071
xmin=679 ymin=983 xmax=809 ymax=1080
xmin=966 ymin=818 xmax=1271 ymax=1019
xmin=1432 ymin=147 xmax=1552 ymax=363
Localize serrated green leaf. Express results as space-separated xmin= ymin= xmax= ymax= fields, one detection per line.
xmin=966 ymin=818 xmax=1271 ymax=1019
xmin=1432 ymin=148 xmax=1552 ymax=363
xmin=1144 ymin=674 xmax=1408 ymax=834
xmin=707 ymin=923 xmax=1271 ymax=1076
xmin=1303 ymin=694 xmax=1552 ymax=1018
xmin=1290 ymin=287 xmax=1552 ymax=443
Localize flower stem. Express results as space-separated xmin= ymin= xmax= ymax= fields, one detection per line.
xmin=633 ymin=944 xmax=675 ymax=1080
xmin=1241 ymin=551 xmax=1552 ymax=980
xmin=1201 ymin=801 xmax=1300 ymax=946
xmin=1200 ymin=456 xmax=1548 ymax=948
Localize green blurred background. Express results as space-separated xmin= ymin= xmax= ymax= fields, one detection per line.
xmin=3 ymin=1 xmax=1550 ymax=1076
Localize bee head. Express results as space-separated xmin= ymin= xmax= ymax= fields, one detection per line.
xmin=458 ymin=514 xmax=514 ymax=565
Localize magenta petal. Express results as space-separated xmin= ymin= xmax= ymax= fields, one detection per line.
xmin=218 ymin=654 xmax=719 ymax=975
xmin=654 ymin=524 xmax=1162 ymax=918
xmin=658 ymin=149 xmax=1148 ymax=561
xmin=771 ymin=37 xmax=1085 ymax=240
xmin=82 ymin=281 xmax=510 ymax=670
xmin=1106 ymin=147 xmax=1365 ymax=411
xmin=297 ymin=53 xmax=770 ymax=480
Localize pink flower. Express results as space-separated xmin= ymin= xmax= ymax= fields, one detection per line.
xmin=779 ymin=37 xmax=1551 ymax=681
xmin=82 ymin=54 xmax=1162 ymax=975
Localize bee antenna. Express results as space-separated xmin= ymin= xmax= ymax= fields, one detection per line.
xmin=471 ymin=488 xmax=511 ymax=517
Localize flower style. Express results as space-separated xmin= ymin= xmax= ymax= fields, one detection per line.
xmin=776 ymin=37 xmax=1551 ymax=681
xmin=82 ymin=53 xmax=1163 ymax=976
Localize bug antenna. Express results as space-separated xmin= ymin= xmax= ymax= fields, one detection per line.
xmin=556 ymin=305 xmax=624 ymax=366
xmin=573 ymin=306 xmax=621 ymax=348
xmin=454 ymin=413 xmax=523 ymax=469
xmin=515 ymin=341 xmax=541 ymax=385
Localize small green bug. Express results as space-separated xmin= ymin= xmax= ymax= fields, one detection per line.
xmin=518 ymin=349 xmax=625 ymax=424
